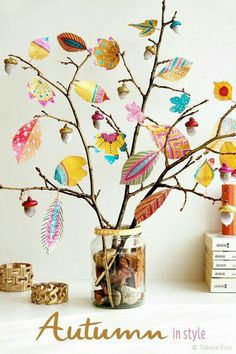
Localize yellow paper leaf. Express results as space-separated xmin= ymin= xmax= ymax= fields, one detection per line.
xmin=220 ymin=142 xmax=236 ymax=169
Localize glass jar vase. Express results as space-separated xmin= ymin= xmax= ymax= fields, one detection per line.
xmin=91 ymin=225 xmax=145 ymax=309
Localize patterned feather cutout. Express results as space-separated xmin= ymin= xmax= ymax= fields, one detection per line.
xmin=157 ymin=57 xmax=193 ymax=81
xmin=41 ymin=197 xmax=64 ymax=254
xmin=135 ymin=189 xmax=170 ymax=224
xmin=57 ymin=32 xmax=87 ymax=52
xmin=128 ymin=19 xmax=158 ymax=37
xmin=120 ymin=151 xmax=159 ymax=185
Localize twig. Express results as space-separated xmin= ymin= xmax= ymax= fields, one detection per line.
xmin=152 ymin=84 xmax=189 ymax=95
xmin=119 ymin=51 xmax=144 ymax=96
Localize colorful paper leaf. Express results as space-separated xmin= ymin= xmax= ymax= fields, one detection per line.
xmin=214 ymin=81 xmax=232 ymax=101
xmin=41 ymin=197 xmax=64 ymax=254
xmin=128 ymin=19 xmax=158 ymax=37
xmin=93 ymin=38 xmax=120 ymax=70
xmin=146 ymin=125 xmax=190 ymax=159
xmin=208 ymin=117 xmax=236 ymax=151
xmin=120 ymin=151 xmax=159 ymax=185
xmin=12 ymin=118 xmax=41 ymax=163
xmin=135 ymin=189 xmax=170 ymax=224
xmin=169 ymin=93 xmax=190 ymax=113
xmin=57 ymin=32 xmax=87 ymax=52
xmin=28 ymin=78 xmax=55 ymax=107
xmin=194 ymin=160 xmax=214 ymax=187
xmin=94 ymin=132 xmax=127 ymax=164
xmin=157 ymin=57 xmax=193 ymax=81
xmin=74 ymin=81 xmax=109 ymax=103
xmin=54 ymin=156 xmax=87 ymax=186
xmin=29 ymin=37 xmax=50 ymax=60
xmin=220 ymin=142 xmax=236 ymax=169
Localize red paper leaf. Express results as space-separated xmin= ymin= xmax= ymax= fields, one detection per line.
xmin=134 ymin=189 xmax=170 ymax=224
xmin=57 ymin=33 xmax=87 ymax=52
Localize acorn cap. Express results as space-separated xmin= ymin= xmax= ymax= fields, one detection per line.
xmin=92 ymin=111 xmax=104 ymax=121
xmin=22 ymin=196 xmax=38 ymax=207
xmin=60 ymin=124 xmax=73 ymax=134
xmin=170 ymin=20 xmax=182 ymax=29
xmin=219 ymin=203 xmax=236 ymax=213
xmin=145 ymin=45 xmax=156 ymax=55
xmin=219 ymin=163 xmax=233 ymax=174
xmin=4 ymin=57 xmax=18 ymax=65
xmin=185 ymin=117 xmax=198 ymax=127
xmin=117 ymin=83 xmax=129 ymax=95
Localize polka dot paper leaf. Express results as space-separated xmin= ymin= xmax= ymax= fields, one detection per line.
xmin=128 ymin=19 xmax=158 ymax=37
xmin=41 ymin=196 xmax=64 ymax=254
xmin=93 ymin=38 xmax=120 ymax=70
xmin=214 ymin=82 xmax=232 ymax=101
xmin=57 ymin=32 xmax=87 ymax=52
xmin=220 ymin=142 xmax=236 ymax=169
xmin=157 ymin=57 xmax=193 ymax=81
xmin=12 ymin=118 xmax=41 ymax=163
xmin=28 ymin=78 xmax=55 ymax=107
xmin=94 ymin=132 xmax=127 ymax=164
xmin=74 ymin=80 xmax=109 ymax=103
xmin=120 ymin=151 xmax=159 ymax=185
xmin=208 ymin=117 xmax=236 ymax=151
xmin=169 ymin=93 xmax=190 ymax=113
xmin=54 ymin=156 xmax=87 ymax=186
xmin=135 ymin=189 xmax=170 ymax=224
xmin=194 ymin=160 xmax=214 ymax=187
xmin=29 ymin=37 xmax=50 ymax=60
xmin=146 ymin=125 xmax=190 ymax=160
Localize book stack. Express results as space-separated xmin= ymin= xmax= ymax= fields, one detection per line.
xmin=205 ymin=232 xmax=236 ymax=293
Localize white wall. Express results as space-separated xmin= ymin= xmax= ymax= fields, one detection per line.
xmin=0 ymin=0 xmax=235 ymax=281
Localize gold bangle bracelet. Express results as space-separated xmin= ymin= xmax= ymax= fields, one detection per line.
xmin=31 ymin=282 xmax=69 ymax=305
xmin=0 ymin=263 xmax=33 ymax=292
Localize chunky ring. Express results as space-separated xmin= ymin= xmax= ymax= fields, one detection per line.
xmin=31 ymin=282 xmax=69 ymax=305
xmin=0 ymin=263 xmax=33 ymax=292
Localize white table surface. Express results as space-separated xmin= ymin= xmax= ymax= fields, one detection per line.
xmin=0 ymin=280 xmax=236 ymax=354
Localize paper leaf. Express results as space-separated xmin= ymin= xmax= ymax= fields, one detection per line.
xmin=29 ymin=37 xmax=50 ymax=60
xmin=128 ymin=19 xmax=158 ymax=37
xmin=120 ymin=151 xmax=159 ymax=185
xmin=54 ymin=156 xmax=87 ymax=186
xmin=157 ymin=57 xmax=193 ymax=81
xmin=169 ymin=93 xmax=190 ymax=113
xmin=208 ymin=117 xmax=236 ymax=151
xmin=57 ymin=32 xmax=87 ymax=52
xmin=93 ymin=38 xmax=120 ymax=70
xmin=214 ymin=81 xmax=232 ymax=101
xmin=95 ymin=132 xmax=127 ymax=164
xmin=12 ymin=118 xmax=41 ymax=163
xmin=194 ymin=160 xmax=214 ymax=187
xmin=135 ymin=189 xmax=170 ymax=224
xmin=220 ymin=142 xmax=236 ymax=169
xmin=146 ymin=125 xmax=190 ymax=159
xmin=28 ymin=78 xmax=55 ymax=107
xmin=41 ymin=197 xmax=64 ymax=254
xmin=74 ymin=81 xmax=109 ymax=103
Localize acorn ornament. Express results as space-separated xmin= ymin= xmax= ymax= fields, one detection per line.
xmin=185 ymin=117 xmax=199 ymax=136
xmin=91 ymin=111 xmax=104 ymax=129
xmin=144 ymin=45 xmax=156 ymax=60
xmin=4 ymin=57 xmax=18 ymax=75
xmin=219 ymin=203 xmax=236 ymax=226
xmin=219 ymin=163 xmax=233 ymax=183
xmin=59 ymin=124 xmax=73 ymax=144
xmin=170 ymin=20 xmax=182 ymax=34
xmin=117 ymin=82 xmax=130 ymax=99
xmin=22 ymin=196 xmax=38 ymax=217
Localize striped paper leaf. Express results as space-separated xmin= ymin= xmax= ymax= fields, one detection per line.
xmin=57 ymin=32 xmax=87 ymax=52
xmin=120 ymin=151 xmax=159 ymax=185
xmin=146 ymin=125 xmax=190 ymax=160
xmin=157 ymin=57 xmax=192 ymax=81
xmin=41 ymin=197 xmax=64 ymax=254
xmin=135 ymin=189 xmax=170 ymax=224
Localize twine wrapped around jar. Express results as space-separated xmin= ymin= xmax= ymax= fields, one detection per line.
xmin=0 ymin=263 xmax=33 ymax=292
xmin=31 ymin=282 xmax=68 ymax=305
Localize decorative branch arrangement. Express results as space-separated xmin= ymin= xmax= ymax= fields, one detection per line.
xmin=3 ymin=1 xmax=236 ymax=251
